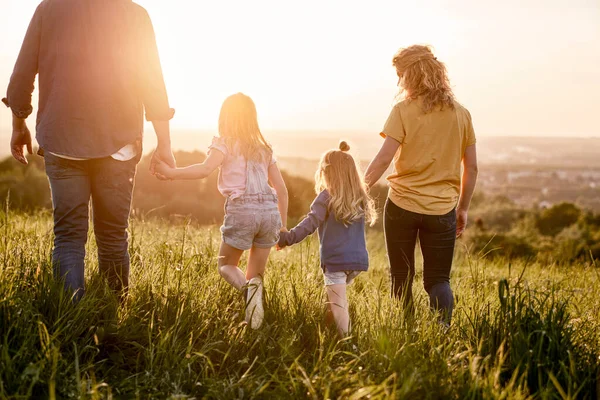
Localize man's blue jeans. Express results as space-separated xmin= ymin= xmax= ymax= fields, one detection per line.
xmin=44 ymin=152 xmax=137 ymax=300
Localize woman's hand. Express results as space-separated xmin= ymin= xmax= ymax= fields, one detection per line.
xmin=456 ymin=208 xmax=468 ymax=237
xmin=456 ymin=144 xmax=478 ymax=237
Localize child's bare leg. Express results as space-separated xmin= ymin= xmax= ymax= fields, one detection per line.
xmin=217 ymin=242 xmax=246 ymax=291
xmin=246 ymin=246 xmax=270 ymax=280
xmin=245 ymin=246 xmax=271 ymax=329
xmin=326 ymin=284 xmax=350 ymax=337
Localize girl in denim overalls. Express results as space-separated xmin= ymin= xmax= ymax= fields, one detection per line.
xmin=156 ymin=93 xmax=289 ymax=329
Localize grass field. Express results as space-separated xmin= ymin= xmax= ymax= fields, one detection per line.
xmin=1 ymin=210 xmax=599 ymax=399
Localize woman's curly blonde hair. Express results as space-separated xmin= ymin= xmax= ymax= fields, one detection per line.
xmin=393 ymin=45 xmax=455 ymax=113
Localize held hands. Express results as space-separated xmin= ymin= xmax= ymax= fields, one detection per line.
xmin=154 ymin=160 xmax=175 ymax=181
xmin=150 ymin=143 xmax=176 ymax=180
xmin=11 ymin=118 xmax=33 ymax=165
xmin=456 ymin=208 xmax=468 ymax=238
xmin=276 ymin=227 xmax=289 ymax=251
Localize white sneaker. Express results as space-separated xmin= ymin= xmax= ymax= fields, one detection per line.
xmin=245 ymin=277 xmax=264 ymax=329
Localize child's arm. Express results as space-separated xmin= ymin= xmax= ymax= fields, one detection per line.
xmin=268 ymin=163 xmax=289 ymax=229
xmin=278 ymin=191 xmax=329 ymax=249
xmin=155 ymin=150 xmax=225 ymax=180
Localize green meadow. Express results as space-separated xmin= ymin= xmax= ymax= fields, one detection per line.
xmin=0 ymin=210 xmax=599 ymax=399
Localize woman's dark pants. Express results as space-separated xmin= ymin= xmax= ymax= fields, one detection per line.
xmin=384 ymin=198 xmax=456 ymax=323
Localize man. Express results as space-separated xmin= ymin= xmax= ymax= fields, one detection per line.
xmin=3 ymin=0 xmax=175 ymax=300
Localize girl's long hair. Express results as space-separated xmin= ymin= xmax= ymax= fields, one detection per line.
xmin=218 ymin=93 xmax=273 ymax=162
xmin=392 ymin=45 xmax=455 ymax=113
xmin=315 ymin=141 xmax=377 ymax=226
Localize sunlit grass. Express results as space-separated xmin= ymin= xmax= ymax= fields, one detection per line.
xmin=0 ymin=210 xmax=599 ymax=398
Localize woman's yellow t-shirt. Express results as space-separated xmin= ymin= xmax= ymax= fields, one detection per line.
xmin=381 ymin=99 xmax=476 ymax=215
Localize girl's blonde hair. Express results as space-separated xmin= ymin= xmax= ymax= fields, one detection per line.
xmin=218 ymin=93 xmax=273 ymax=162
xmin=315 ymin=141 xmax=377 ymax=226
xmin=392 ymin=45 xmax=455 ymax=113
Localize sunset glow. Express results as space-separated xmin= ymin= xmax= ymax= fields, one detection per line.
xmin=1 ymin=0 xmax=599 ymax=138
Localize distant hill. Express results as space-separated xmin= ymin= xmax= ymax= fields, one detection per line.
xmin=1 ymin=128 xmax=599 ymax=169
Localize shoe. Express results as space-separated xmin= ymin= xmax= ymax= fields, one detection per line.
xmin=245 ymin=277 xmax=264 ymax=329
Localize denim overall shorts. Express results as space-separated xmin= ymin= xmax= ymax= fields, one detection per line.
xmin=220 ymin=159 xmax=282 ymax=250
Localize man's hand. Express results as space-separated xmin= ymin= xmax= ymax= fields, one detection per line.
xmin=150 ymin=144 xmax=175 ymax=177
xmin=456 ymin=208 xmax=468 ymax=238
xmin=11 ymin=118 xmax=33 ymax=165
xmin=154 ymin=160 xmax=175 ymax=180
xmin=150 ymin=120 xmax=174 ymax=177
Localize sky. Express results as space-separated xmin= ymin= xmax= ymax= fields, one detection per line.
xmin=0 ymin=0 xmax=599 ymax=139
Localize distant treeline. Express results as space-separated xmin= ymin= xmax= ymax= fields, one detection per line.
xmin=466 ymin=193 xmax=600 ymax=263
xmin=1 ymin=152 xmax=598 ymax=263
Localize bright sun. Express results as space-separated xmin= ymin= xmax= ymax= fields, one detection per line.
xmin=134 ymin=0 xmax=454 ymax=131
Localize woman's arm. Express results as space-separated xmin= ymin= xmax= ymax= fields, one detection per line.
xmin=278 ymin=191 xmax=329 ymax=248
xmin=155 ymin=150 xmax=225 ymax=180
xmin=456 ymin=144 xmax=479 ymax=237
xmin=364 ymin=136 xmax=401 ymax=187
xmin=268 ymin=163 xmax=289 ymax=229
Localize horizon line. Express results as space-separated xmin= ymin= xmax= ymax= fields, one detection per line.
xmin=150 ymin=128 xmax=600 ymax=140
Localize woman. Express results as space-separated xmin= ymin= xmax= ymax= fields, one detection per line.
xmin=365 ymin=45 xmax=478 ymax=324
